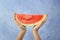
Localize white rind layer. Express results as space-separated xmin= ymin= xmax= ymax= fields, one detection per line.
xmin=14 ymin=14 xmax=48 ymax=27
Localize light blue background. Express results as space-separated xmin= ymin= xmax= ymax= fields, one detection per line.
xmin=0 ymin=0 xmax=60 ymax=40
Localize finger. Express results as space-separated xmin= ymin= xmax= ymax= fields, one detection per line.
xmin=33 ymin=14 xmax=48 ymax=30
xmin=14 ymin=13 xmax=26 ymax=30
xmin=20 ymin=25 xmax=26 ymax=30
xmin=37 ymin=14 xmax=48 ymax=28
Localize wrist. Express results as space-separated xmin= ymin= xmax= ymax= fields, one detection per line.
xmin=33 ymin=30 xmax=38 ymax=33
xmin=33 ymin=28 xmax=38 ymax=31
xmin=21 ymin=30 xmax=26 ymax=33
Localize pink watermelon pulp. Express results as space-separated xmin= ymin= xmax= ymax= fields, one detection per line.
xmin=14 ymin=13 xmax=48 ymax=27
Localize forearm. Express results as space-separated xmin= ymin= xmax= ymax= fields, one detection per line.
xmin=33 ymin=30 xmax=41 ymax=40
xmin=16 ymin=30 xmax=26 ymax=40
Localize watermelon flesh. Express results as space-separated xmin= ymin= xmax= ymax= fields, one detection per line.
xmin=16 ymin=14 xmax=43 ymax=24
xmin=14 ymin=13 xmax=48 ymax=27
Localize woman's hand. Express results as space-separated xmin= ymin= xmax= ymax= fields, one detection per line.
xmin=14 ymin=13 xmax=26 ymax=40
xmin=33 ymin=14 xmax=48 ymax=31
xmin=15 ymin=22 xmax=26 ymax=40
xmin=14 ymin=13 xmax=26 ymax=31
xmin=33 ymin=14 xmax=48 ymax=40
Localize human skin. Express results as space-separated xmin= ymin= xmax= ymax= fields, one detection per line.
xmin=16 ymin=29 xmax=26 ymax=40
xmin=14 ymin=15 xmax=26 ymax=40
xmin=16 ymin=24 xmax=26 ymax=40
xmin=33 ymin=17 xmax=47 ymax=40
xmin=14 ymin=14 xmax=48 ymax=40
xmin=33 ymin=14 xmax=48 ymax=40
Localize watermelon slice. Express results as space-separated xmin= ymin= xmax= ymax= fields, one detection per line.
xmin=14 ymin=13 xmax=48 ymax=27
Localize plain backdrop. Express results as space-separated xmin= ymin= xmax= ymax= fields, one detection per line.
xmin=0 ymin=0 xmax=60 ymax=40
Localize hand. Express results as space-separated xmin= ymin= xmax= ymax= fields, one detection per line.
xmin=14 ymin=13 xmax=26 ymax=31
xmin=33 ymin=14 xmax=48 ymax=31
